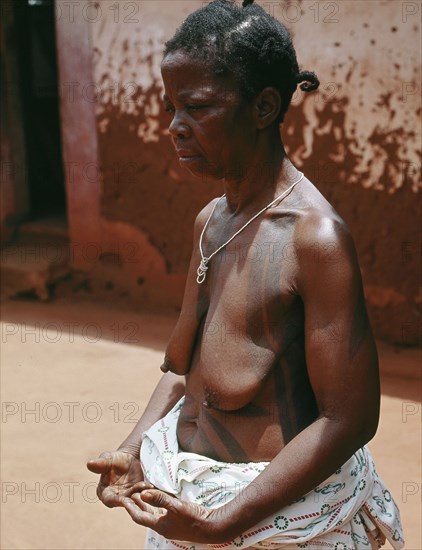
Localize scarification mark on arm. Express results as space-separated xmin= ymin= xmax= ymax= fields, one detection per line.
xmin=203 ymin=410 xmax=250 ymax=462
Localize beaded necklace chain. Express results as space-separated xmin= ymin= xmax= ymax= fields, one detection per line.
xmin=196 ymin=171 xmax=304 ymax=284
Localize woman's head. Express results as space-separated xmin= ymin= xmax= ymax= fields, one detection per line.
xmin=163 ymin=0 xmax=319 ymax=124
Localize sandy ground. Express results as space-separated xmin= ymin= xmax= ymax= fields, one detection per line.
xmin=1 ymin=298 xmax=421 ymax=550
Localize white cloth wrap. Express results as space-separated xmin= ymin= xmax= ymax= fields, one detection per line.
xmin=141 ymin=397 xmax=404 ymax=550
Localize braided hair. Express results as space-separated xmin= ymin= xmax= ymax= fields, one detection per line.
xmin=164 ymin=0 xmax=319 ymax=123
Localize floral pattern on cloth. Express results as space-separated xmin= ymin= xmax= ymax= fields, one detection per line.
xmin=140 ymin=397 xmax=404 ymax=550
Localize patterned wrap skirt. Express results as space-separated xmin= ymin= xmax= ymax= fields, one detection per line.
xmin=140 ymin=397 xmax=404 ymax=550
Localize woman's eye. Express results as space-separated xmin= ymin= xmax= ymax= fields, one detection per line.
xmin=163 ymin=104 xmax=207 ymax=114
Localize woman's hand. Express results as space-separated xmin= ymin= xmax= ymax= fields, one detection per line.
xmin=87 ymin=451 xmax=152 ymax=508
xmin=122 ymin=489 xmax=229 ymax=543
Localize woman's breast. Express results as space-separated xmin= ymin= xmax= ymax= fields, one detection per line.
xmin=197 ymin=329 xmax=278 ymax=410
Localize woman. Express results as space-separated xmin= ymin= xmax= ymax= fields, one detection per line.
xmin=87 ymin=1 xmax=404 ymax=548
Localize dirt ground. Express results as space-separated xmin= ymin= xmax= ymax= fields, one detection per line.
xmin=1 ymin=298 xmax=421 ymax=549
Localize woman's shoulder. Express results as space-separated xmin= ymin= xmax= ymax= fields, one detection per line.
xmin=291 ymin=177 xmax=355 ymax=256
xmin=193 ymin=196 xmax=223 ymax=239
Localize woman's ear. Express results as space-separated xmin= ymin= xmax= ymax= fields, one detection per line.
xmin=254 ymin=87 xmax=281 ymax=129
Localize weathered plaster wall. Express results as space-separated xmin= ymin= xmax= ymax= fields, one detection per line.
xmin=92 ymin=0 xmax=215 ymax=279
xmin=280 ymin=0 xmax=421 ymax=345
xmin=88 ymin=0 xmax=218 ymax=308
xmin=85 ymin=0 xmax=420 ymax=344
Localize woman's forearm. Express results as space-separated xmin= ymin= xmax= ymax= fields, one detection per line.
xmin=217 ymin=416 xmax=371 ymax=539
xmin=117 ymin=371 xmax=185 ymax=456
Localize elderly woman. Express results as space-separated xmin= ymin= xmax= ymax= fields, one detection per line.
xmin=87 ymin=1 xmax=403 ymax=548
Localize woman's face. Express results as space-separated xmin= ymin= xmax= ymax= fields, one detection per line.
xmin=161 ymin=50 xmax=257 ymax=180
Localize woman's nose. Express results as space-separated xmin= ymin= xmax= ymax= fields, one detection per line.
xmin=168 ymin=112 xmax=191 ymax=139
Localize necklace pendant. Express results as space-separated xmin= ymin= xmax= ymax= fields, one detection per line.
xmin=195 ymin=173 xmax=304 ymax=285
xmin=197 ymin=258 xmax=209 ymax=284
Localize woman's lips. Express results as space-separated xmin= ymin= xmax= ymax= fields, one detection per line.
xmin=176 ymin=149 xmax=199 ymax=156
xmin=176 ymin=151 xmax=201 ymax=162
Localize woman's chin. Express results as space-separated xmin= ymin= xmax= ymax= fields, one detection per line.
xmin=178 ymin=157 xmax=218 ymax=180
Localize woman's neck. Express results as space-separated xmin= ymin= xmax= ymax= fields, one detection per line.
xmin=222 ymin=131 xmax=298 ymax=214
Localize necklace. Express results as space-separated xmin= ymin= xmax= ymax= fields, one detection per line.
xmin=196 ymin=171 xmax=304 ymax=284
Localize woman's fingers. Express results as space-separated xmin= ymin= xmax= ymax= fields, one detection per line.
xmin=101 ymin=490 xmax=120 ymax=508
xmin=122 ymin=492 xmax=211 ymax=540
xmin=131 ymin=493 xmax=160 ymax=513
xmin=122 ymin=497 xmax=161 ymax=528
xmin=87 ymin=451 xmax=129 ymax=474
xmin=87 ymin=451 xmax=146 ymax=510
xmin=86 ymin=457 xmax=111 ymax=474
xmin=127 ymin=481 xmax=155 ymax=495
xmin=140 ymin=489 xmax=181 ymax=512
xmin=101 ymin=488 xmax=127 ymax=508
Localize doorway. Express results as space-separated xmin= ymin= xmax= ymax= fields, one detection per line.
xmin=15 ymin=0 xmax=66 ymax=220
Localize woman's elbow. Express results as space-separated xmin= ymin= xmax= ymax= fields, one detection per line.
xmin=362 ymin=411 xmax=380 ymax=444
xmin=353 ymin=406 xmax=380 ymax=448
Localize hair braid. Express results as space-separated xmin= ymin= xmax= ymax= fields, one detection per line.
xmin=297 ymin=70 xmax=320 ymax=92
xmin=164 ymin=0 xmax=319 ymax=123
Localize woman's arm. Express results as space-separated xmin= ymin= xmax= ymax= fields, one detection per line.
xmin=212 ymin=216 xmax=380 ymax=538
xmin=118 ymin=371 xmax=185 ymax=456
xmin=87 ymin=371 xmax=185 ymax=507
xmin=122 ymin=216 xmax=380 ymax=541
